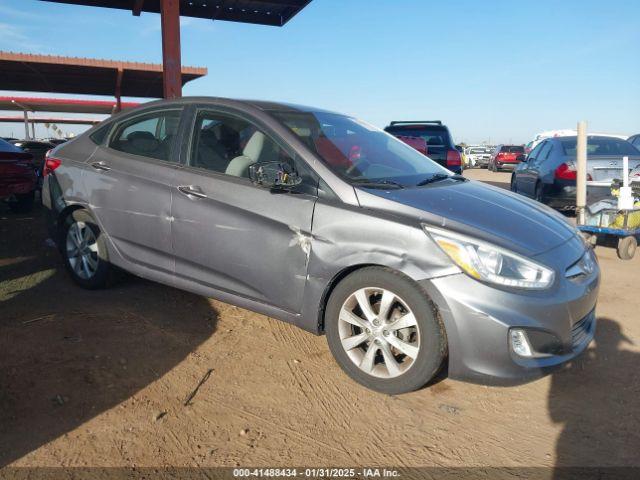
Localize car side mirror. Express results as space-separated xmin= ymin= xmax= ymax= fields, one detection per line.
xmin=516 ymin=154 xmax=526 ymax=163
xmin=249 ymin=161 xmax=302 ymax=190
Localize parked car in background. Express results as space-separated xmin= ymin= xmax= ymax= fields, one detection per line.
xmin=10 ymin=139 xmax=55 ymax=178
xmin=489 ymin=145 xmax=525 ymax=171
xmin=627 ymin=133 xmax=640 ymax=151
xmin=394 ymin=135 xmax=427 ymax=156
xmin=384 ymin=121 xmax=462 ymax=174
xmin=455 ymin=145 xmax=467 ymax=170
xmin=0 ymin=138 xmax=37 ymax=213
xmin=42 ymin=97 xmax=598 ymax=394
xmin=511 ymin=136 xmax=640 ymax=209
xmin=465 ymin=146 xmax=492 ymax=168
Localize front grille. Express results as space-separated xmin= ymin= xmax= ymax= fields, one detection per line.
xmin=571 ymin=310 xmax=595 ymax=348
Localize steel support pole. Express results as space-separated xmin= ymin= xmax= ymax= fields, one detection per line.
xmin=160 ymin=0 xmax=182 ymax=99
xmin=31 ymin=120 xmax=36 ymax=139
xmin=576 ymin=121 xmax=588 ymax=225
xmin=23 ymin=110 xmax=30 ymax=140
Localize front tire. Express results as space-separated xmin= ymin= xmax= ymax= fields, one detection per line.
xmin=62 ymin=210 xmax=114 ymax=289
xmin=325 ymin=267 xmax=447 ymax=394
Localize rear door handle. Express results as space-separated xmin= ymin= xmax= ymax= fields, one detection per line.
xmin=178 ymin=185 xmax=208 ymax=199
xmin=91 ymin=161 xmax=111 ymax=172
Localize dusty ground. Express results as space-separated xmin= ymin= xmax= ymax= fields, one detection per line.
xmin=1 ymin=169 xmax=639 ymax=471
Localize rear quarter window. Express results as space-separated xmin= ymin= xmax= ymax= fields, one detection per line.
xmin=90 ymin=124 xmax=111 ymax=145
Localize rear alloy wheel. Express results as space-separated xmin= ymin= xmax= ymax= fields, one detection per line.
xmin=326 ymin=267 xmax=446 ymax=394
xmin=617 ymin=236 xmax=637 ymax=261
xmin=63 ymin=210 xmax=114 ymax=289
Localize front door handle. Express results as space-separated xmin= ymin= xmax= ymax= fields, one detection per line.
xmin=91 ymin=161 xmax=111 ymax=172
xmin=178 ymin=185 xmax=208 ymax=199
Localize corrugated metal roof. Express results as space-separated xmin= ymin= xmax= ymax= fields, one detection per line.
xmin=0 ymin=52 xmax=206 ymax=98
xmin=39 ymin=0 xmax=312 ymax=26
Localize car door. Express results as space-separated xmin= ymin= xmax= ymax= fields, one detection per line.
xmin=519 ymin=142 xmax=547 ymax=196
xmin=83 ymin=107 xmax=184 ymax=275
xmin=170 ymin=107 xmax=318 ymax=314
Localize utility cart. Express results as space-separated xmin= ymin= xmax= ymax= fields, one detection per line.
xmin=578 ymin=207 xmax=640 ymax=260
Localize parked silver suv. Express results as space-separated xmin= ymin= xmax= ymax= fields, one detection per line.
xmin=42 ymin=98 xmax=599 ymax=394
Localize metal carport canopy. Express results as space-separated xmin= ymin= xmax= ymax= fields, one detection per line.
xmin=0 ymin=52 xmax=206 ymax=100
xmin=38 ymin=0 xmax=312 ymax=99
xmin=39 ymin=0 xmax=312 ymax=26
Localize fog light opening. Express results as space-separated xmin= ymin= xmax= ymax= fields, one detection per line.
xmin=510 ymin=329 xmax=533 ymax=357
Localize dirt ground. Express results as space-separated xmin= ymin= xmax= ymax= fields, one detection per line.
xmin=1 ymin=169 xmax=639 ymax=471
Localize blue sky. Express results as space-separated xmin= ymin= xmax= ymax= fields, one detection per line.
xmin=1 ymin=0 xmax=638 ymax=143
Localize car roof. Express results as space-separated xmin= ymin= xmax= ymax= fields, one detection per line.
xmin=132 ymin=96 xmax=341 ymax=116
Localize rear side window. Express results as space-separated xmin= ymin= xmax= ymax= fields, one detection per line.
xmin=109 ymin=110 xmax=182 ymax=162
xmin=90 ymin=124 xmax=111 ymax=145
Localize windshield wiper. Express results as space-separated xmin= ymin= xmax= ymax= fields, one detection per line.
xmin=416 ymin=173 xmax=466 ymax=186
xmin=351 ymin=179 xmax=405 ymax=189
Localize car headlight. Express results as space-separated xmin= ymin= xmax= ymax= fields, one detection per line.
xmin=424 ymin=226 xmax=555 ymax=289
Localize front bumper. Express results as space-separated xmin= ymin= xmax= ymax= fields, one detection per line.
xmin=420 ymin=237 xmax=600 ymax=385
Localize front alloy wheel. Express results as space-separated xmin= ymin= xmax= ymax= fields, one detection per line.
xmin=326 ymin=267 xmax=446 ymax=394
xmin=338 ymin=288 xmax=420 ymax=379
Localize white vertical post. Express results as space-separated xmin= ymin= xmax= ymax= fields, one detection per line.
xmin=23 ymin=110 xmax=30 ymax=140
xmin=576 ymin=121 xmax=588 ymax=225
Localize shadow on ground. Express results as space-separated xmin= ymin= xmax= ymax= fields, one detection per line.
xmin=0 ymin=204 xmax=218 ymax=466
xmin=550 ymin=317 xmax=640 ymax=474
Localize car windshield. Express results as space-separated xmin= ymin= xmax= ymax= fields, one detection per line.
xmin=560 ymin=137 xmax=640 ymax=156
xmin=271 ymin=111 xmax=450 ymax=186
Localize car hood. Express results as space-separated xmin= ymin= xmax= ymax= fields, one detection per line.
xmin=355 ymin=179 xmax=579 ymax=258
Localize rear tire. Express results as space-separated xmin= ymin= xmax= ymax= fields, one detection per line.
xmin=62 ymin=209 xmax=115 ymax=289
xmin=8 ymin=192 xmax=35 ymax=213
xmin=325 ymin=267 xmax=447 ymax=395
xmin=617 ymin=236 xmax=637 ymax=261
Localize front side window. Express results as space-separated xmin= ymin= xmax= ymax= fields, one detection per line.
xmin=109 ymin=110 xmax=181 ymax=162
xmin=189 ymin=111 xmax=296 ymax=179
xmin=271 ymin=111 xmax=449 ymax=187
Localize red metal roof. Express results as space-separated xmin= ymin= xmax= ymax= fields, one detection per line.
xmin=38 ymin=0 xmax=312 ymax=26
xmin=0 ymin=51 xmax=206 ymax=98
xmin=0 ymin=116 xmax=100 ymax=125
xmin=0 ymin=96 xmax=140 ymax=114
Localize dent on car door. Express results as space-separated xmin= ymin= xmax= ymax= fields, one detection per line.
xmin=83 ymin=108 xmax=183 ymax=274
xmin=171 ymin=108 xmax=318 ymax=314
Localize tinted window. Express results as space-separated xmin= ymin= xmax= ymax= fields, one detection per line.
xmin=110 ymin=110 xmax=181 ymax=161
xmin=536 ymin=142 xmax=553 ymax=163
xmin=273 ymin=111 xmax=449 ymax=186
xmin=384 ymin=126 xmax=451 ymax=147
xmin=501 ymin=145 xmax=525 ymax=153
xmin=560 ymin=137 xmax=640 ymax=156
xmin=90 ymin=124 xmax=111 ymax=145
xmin=527 ymin=142 xmax=545 ymax=161
xmin=189 ymin=111 xmax=296 ymax=179
xmin=631 ymin=136 xmax=640 ymax=149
